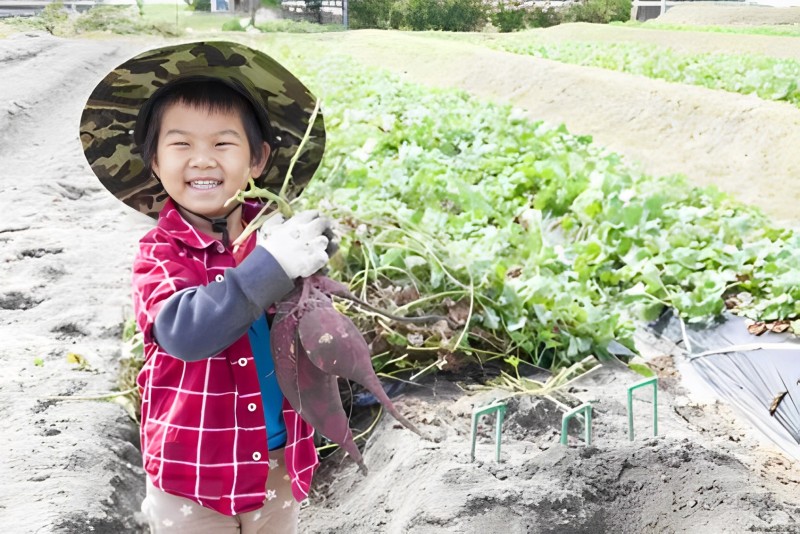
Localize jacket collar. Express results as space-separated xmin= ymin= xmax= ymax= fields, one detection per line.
xmin=157 ymin=197 xmax=265 ymax=250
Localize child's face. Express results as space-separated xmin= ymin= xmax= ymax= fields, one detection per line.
xmin=151 ymin=101 xmax=269 ymax=219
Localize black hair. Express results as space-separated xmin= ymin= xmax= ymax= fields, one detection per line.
xmin=137 ymin=79 xmax=271 ymax=174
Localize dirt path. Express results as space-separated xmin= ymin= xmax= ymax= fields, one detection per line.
xmin=2 ymin=26 xmax=800 ymax=532
xmin=309 ymin=29 xmax=800 ymax=227
xmin=0 ymin=33 xmax=156 ymax=533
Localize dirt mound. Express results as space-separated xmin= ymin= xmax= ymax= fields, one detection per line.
xmin=656 ymin=2 xmax=800 ymax=26
xmin=302 ymin=369 xmax=800 ymax=533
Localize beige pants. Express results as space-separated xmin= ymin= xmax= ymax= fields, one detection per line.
xmin=141 ymin=449 xmax=300 ymax=534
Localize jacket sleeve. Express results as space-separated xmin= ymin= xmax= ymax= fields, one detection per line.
xmin=152 ymin=247 xmax=293 ymax=361
xmin=133 ymin=237 xmax=294 ymax=361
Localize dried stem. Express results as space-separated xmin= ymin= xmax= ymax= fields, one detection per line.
xmin=227 ymin=98 xmax=323 ymax=248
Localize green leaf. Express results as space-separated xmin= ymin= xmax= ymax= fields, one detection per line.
xmin=628 ymin=363 xmax=656 ymax=378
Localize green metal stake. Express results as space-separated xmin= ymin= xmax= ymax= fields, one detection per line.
xmin=560 ymin=403 xmax=593 ymax=446
xmin=470 ymin=400 xmax=507 ymax=462
xmin=627 ymin=376 xmax=658 ymax=441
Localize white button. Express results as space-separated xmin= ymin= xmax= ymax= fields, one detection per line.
xmin=252 ymin=451 xmax=262 ymax=461
xmin=238 ymin=357 xmax=248 ymax=367
xmin=216 ymin=244 xmax=225 ymax=253
xmin=248 ymin=403 xmax=257 ymax=412
xmin=215 ymin=274 xmax=224 ymax=283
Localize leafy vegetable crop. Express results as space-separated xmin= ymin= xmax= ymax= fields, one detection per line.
xmin=256 ymin=44 xmax=800 ymax=376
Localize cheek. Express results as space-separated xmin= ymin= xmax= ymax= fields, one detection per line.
xmin=156 ymin=151 xmax=189 ymax=174
xmin=234 ymin=172 xmax=251 ymax=190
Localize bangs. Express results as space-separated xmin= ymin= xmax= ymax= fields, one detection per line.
xmin=139 ymin=79 xmax=268 ymax=172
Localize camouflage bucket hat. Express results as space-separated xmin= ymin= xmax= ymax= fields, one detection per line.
xmin=80 ymin=40 xmax=325 ymax=219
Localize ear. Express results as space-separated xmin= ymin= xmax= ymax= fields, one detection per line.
xmin=151 ymin=156 xmax=160 ymax=178
xmin=251 ymin=141 xmax=270 ymax=177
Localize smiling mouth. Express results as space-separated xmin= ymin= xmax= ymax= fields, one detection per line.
xmin=189 ymin=179 xmax=222 ymax=190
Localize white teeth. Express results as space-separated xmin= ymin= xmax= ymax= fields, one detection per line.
xmin=190 ymin=180 xmax=221 ymax=190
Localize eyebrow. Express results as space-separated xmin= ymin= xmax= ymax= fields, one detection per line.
xmin=163 ymin=129 xmax=243 ymax=138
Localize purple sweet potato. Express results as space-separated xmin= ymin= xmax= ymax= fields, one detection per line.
xmin=270 ymin=296 xmax=367 ymax=474
xmin=297 ymin=306 xmax=424 ymax=438
xmin=269 ymin=309 xmax=301 ymax=411
xmin=269 ymin=274 xmax=432 ymax=473
xmin=294 ymin=341 xmax=367 ymax=474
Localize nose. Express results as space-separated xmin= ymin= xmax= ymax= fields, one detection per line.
xmin=189 ymin=150 xmax=218 ymax=169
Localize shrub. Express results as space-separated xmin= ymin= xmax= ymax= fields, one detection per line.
xmin=349 ymin=0 xmax=394 ymax=28
xmin=73 ymin=5 xmax=181 ymax=35
xmin=40 ymin=1 xmax=70 ymax=35
xmin=13 ymin=3 xmax=181 ymax=36
xmin=188 ymin=0 xmax=211 ymax=12
xmin=389 ymin=0 xmax=409 ymax=28
xmin=527 ymin=6 xmax=562 ymax=27
xmin=406 ymin=0 xmax=485 ymax=31
xmin=491 ymin=1 xmax=526 ymax=32
xmin=441 ymin=0 xmax=485 ymax=31
xmin=222 ymin=17 xmax=245 ymax=31
xmin=565 ymin=0 xmax=631 ymax=24
xmin=404 ymin=0 xmax=430 ymax=29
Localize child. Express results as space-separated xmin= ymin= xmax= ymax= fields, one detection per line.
xmin=80 ymin=41 xmax=331 ymax=533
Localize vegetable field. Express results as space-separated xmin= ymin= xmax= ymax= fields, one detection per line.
xmin=252 ymin=43 xmax=800 ymax=378
xmin=3 ymin=12 xmax=800 ymax=533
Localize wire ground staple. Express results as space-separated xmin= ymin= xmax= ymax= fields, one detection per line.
xmin=627 ymin=376 xmax=658 ymax=441
xmin=470 ymin=400 xmax=507 ymax=462
xmin=560 ymin=402 xmax=593 ymax=446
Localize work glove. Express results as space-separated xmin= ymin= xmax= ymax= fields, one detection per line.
xmin=257 ymin=210 xmax=332 ymax=279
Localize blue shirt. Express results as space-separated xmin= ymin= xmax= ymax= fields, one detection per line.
xmin=247 ymin=314 xmax=287 ymax=450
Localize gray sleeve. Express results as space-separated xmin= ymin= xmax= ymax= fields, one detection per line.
xmin=152 ymin=247 xmax=295 ymax=361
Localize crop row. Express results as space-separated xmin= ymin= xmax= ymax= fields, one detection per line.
xmin=457 ymin=36 xmax=800 ymax=108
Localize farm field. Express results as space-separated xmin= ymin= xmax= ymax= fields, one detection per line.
xmin=2 ymin=11 xmax=800 ymax=532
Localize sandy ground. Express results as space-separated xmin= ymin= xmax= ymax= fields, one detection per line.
xmin=0 ymin=34 xmax=158 ymax=532
xmin=2 ymin=17 xmax=800 ymax=533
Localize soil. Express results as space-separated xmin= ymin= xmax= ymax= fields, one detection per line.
xmin=2 ymin=15 xmax=800 ymax=533
xmin=303 ymin=366 xmax=800 ymax=533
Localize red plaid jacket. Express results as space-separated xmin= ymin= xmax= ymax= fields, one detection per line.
xmin=132 ymin=198 xmax=318 ymax=515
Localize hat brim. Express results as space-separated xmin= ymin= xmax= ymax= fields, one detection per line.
xmin=80 ymin=40 xmax=325 ymax=219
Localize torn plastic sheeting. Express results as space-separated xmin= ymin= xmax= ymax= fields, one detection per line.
xmin=648 ymin=310 xmax=800 ymax=459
